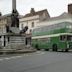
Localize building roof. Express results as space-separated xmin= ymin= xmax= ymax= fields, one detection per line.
xmin=0 ymin=14 xmax=11 ymax=19
xmin=48 ymin=12 xmax=72 ymax=21
xmin=39 ymin=12 xmax=72 ymax=23
xmin=59 ymin=12 xmax=72 ymax=18
xmin=23 ymin=9 xmax=50 ymax=18
xmin=0 ymin=13 xmax=22 ymax=20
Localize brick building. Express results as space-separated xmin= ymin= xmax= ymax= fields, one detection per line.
xmin=68 ymin=4 xmax=72 ymax=14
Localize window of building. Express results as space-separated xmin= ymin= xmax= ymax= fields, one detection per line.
xmin=21 ymin=24 xmax=23 ymax=30
xmin=25 ymin=37 xmax=31 ymax=45
xmin=8 ymin=37 xmax=10 ymax=42
xmin=32 ymin=22 xmax=34 ymax=28
xmin=30 ymin=29 xmax=32 ymax=33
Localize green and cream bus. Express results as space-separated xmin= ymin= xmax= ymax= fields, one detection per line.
xmin=32 ymin=22 xmax=72 ymax=52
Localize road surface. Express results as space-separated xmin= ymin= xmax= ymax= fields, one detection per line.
xmin=0 ymin=51 xmax=72 ymax=72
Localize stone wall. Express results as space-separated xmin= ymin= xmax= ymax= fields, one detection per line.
xmin=0 ymin=34 xmax=31 ymax=50
xmin=5 ymin=35 xmax=26 ymax=50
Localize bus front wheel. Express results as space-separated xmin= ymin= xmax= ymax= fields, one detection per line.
xmin=35 ymin=44 xmax=40 ymax=50
xmin=45 ymin=49 xmax=49 ymax=51
xmin=65 ymin=49 xmax=68 ymax=52
xmin=52 ymin=44 xmax=58 ymax=51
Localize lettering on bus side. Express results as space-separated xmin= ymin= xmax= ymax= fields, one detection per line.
xmin=38 ymin=38 xmax=50 ymax=43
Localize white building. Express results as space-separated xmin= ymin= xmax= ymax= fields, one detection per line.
xmin=19 ymin=8 xmax=50 ymax=34
xmin=35 ymin=4 xmax=72 ymax=27
xmin=0 ymin=14 xmax=12 ymax=34
xmin=37 ymin=12 xmax=72 ymax=27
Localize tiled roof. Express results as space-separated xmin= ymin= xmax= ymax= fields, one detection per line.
xmin=0 ymin=13 xmax=22 ymax=19
xmin=24 ymin=9 xmax=50 ymax=18
xmin=39 ymin=12 xmax=72 ymax=23
xmin=0 ymin=13 xmax=11 ymax=19
xmin=49 ymin=12 xmax=72 ymax=21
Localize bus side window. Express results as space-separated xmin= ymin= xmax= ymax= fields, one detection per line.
xmin=67 ymin=36 xmax=70 ymax=41
xmin=60 ymin=35 xmax=66 ymax=41
xmin=67 ymin=35 xmax=72 ymax=41
xmin=60 ymin=36 xmax=62 ymax=40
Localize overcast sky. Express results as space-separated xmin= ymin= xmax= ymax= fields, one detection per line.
xmin=0 ymin=0 xmax=72 ymax=17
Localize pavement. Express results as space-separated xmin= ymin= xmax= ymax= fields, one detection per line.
xmin=0 ymin=51 xmax=72 ymax=72
xmin=0 ymin=48 xmax=36 ymax=56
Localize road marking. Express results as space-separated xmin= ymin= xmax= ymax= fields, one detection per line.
xmin=24 ymin=54 xmax=27 ymax=56
xmin=16 ymin=56 xmax=22 ymax=58
xmin=10 ymin=56 xmax=17 ymax=59
xmin=4 ymin=57 xmax=11 ymax=60
xmin=26 ymin=54 xmax=30 ymax=56
xmin=0 ymin=51 xmax=45 ymax=61
xmin=0 ymin=59 xmax=3 ymax=61
xmin=36 ymin=52 xmax=45 ymax=55
xmin=36 ymin=51 xmax=41 ymax=53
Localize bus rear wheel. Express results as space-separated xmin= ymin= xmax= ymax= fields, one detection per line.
xmin=52 ymin=44 xmax=58 ymax=51
xmin=65 ymin=49 xmax=68 ymax=52
xmin=45 ymin=49 xmax=49 ymax=51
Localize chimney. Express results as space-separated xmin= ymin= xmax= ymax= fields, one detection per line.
xmin=68 ymin=4 xmax=72 ymax=14
xmin=30 ymin=8 xmax=35 ymax=14
xmin=12 ymin=0 xmax=16 ymax=11
xmin=0 ymin=12 xmax=2 ymax=16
